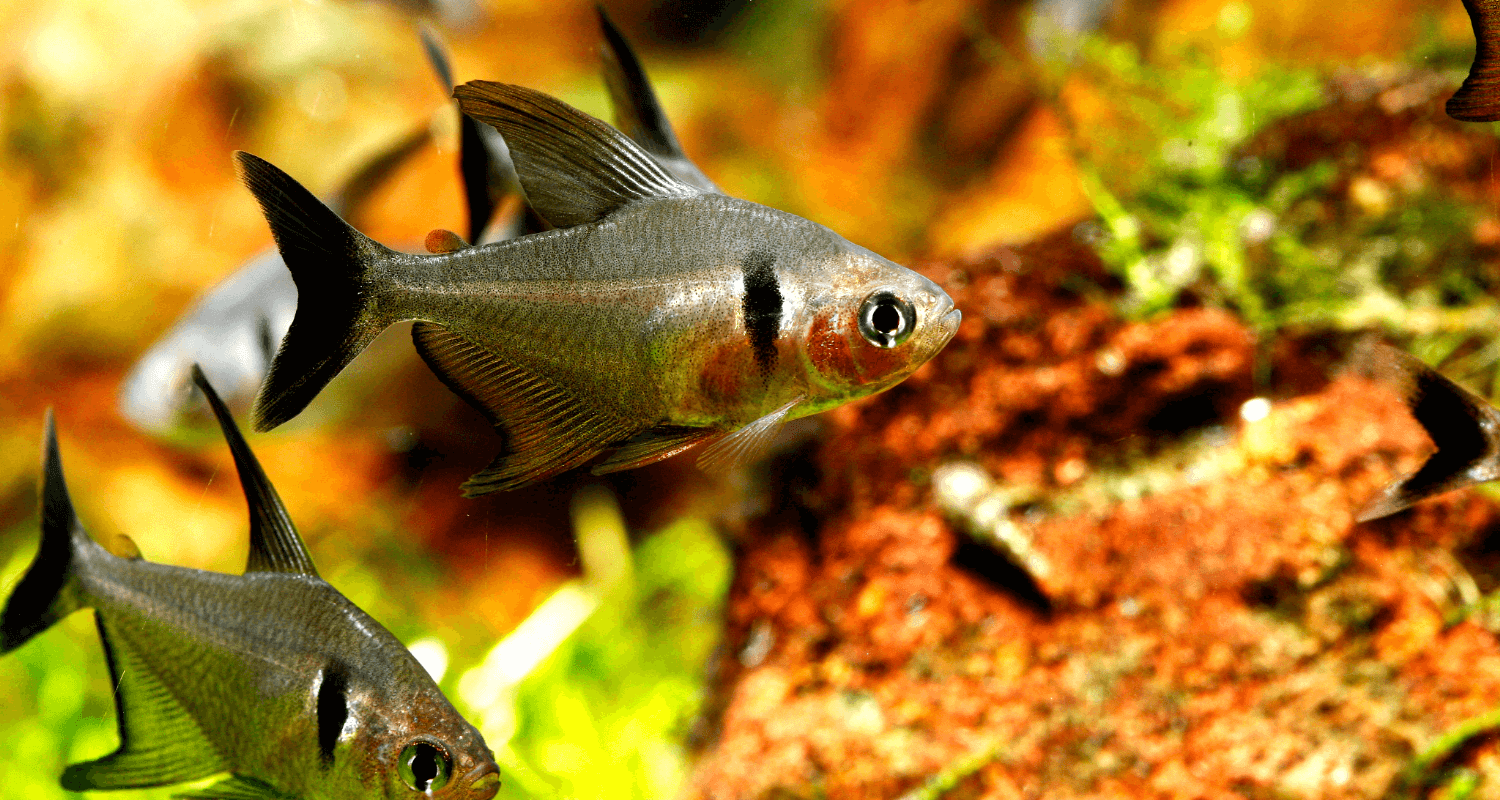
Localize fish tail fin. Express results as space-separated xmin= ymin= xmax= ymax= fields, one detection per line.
xmin=1355 ymin=343 xmax=1500 ymax=521
xmin=234 ymin=151 xmax=396 ymax=432
xmin=1448 ymin=0 xmax=1500 ymax=122
xmin=1 ymin=412 xmax=95 ymax=654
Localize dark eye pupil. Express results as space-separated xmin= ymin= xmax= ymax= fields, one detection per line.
xmin=411 ymin=744 xmax=438 ymax=790
xmin=871 ymin=302 xmax=902 ymax=335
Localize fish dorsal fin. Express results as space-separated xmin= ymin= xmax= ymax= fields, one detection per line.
xmin=1355 ymin=344 xmax=1500 ymax=521
xmin=191 ymin=366 xmax=318 ymax=577
xmin=696 ymin=397 xmax=802 ymax=474
xmin=592 ymin=426 xmax=721 ymax=475
xmin=452 ymin=81 xmax=700 ymax=229
xmin=61 ymin=620 xmax=226 ymax=790
xmin=419 ymin=25 xmax=454 ymax=92
xmin=596 ymin=6 xmax=720 ymax=193
xmin=176 ymin=775 xmax=296 ymax=800
xmin=411 ymin=322 xmax=642 ymax=494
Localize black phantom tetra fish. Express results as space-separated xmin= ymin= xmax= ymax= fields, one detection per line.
xmin=1356 ymin=344 xmax=1500 ymax=521
xmin=239 ymin=84 xmax=959 ymax=495
xmin=3 ymin=369 xmax=499 ymax=799
xmin=1449 ymin=0 xmax=1500 ymax=121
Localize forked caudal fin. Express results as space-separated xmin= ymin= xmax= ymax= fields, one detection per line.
xmin=1355 ymin=344 xmax=1500 ymax=521
xmin=235 ymin=152 xmax=397 ymax=432
xmin=1 ymin=412 xmax=96 ymax=653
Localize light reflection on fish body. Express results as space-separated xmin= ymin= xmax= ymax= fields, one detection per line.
xmin=240 ymin=82 xmax=960 ymax=494
xmin=5 ymin=371 xmax=498 ymax=799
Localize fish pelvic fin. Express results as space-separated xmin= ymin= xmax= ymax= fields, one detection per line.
xmin=1 ymin=412 xmax=97 ymax=654
xmin=411 ymin=322 xmax=642 ymax=493
xmin=235 ymin=152 xmax=395 ymax=432
xmin=1355 ymin=344 xmax=1500 ymax=521
xmin=592 ymin=426 xmax=722 ymax=475
xmin=696 ymin=397 xmax=802 ymax=475
xmin=191 ymin=366 xmax=318 ymax=577
xmin=452 ymin=81 xmax=700 ymax=229
xmin=175 ymin=775 xmax=295 ymax=800
xmin=1448 ymin=0 xmax=1500 ymax=122
xmin=61 ymin=616 xmax=227 ymax=791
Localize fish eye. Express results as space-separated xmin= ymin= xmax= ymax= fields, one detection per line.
xmin=399 ymin=741 xmax=452 ymax=794
xmin=858 ymin=292 xmax=916 ymax=349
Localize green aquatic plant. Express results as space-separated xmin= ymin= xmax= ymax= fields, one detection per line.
xmin=1072 ymin=9 xmax=1500 ymax=388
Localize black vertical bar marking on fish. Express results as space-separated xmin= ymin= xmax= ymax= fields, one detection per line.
xmin=316 ymin=661 xmax=350 ymax=766
xmin=742 ymin=249 xmax=781 ymax=378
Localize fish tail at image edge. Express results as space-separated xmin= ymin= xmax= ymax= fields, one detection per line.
xmin=1 ymin=412 xmax=94 ymax=654
xmin=235 ymin=152 xmax=396 ymax=432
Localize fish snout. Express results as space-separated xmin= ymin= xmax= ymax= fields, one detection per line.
xmin=462 ymin=763 xmax=501 ymax=799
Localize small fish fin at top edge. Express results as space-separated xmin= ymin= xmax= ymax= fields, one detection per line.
xmin=452 ymin=81 xmax=700 ymax=229
xmin=1448 ymin=0 xmax=1500 ymax=122
xmin=411 ymin=322 xmax=643 ymax=494
xmin=191 ymin=366 xmax=318 ymax=577
xmin=1353 ymin=344 xmax=1500 ymax=521
xmin=419 ymin=24 xmax=455 ymax=92
xmin=596 ymin=6 xmax=720 ymax=193
xmin=695 ymin=397 xmax=802 ymax=475
xmin=174 ymin=774 xmax=296 ymax=800
xmin=1 ymin=412 xmax=95 ymax=654
xmin=591 ymin=426 xmax=722 ymax=475
xmin=62 ymin=619 xmax=227 ymax=791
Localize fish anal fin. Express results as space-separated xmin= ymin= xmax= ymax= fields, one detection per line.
xmin=592 ymin=427 xmax=721 ymax=475
xmin=695 ymin=397 xmax=802 ymax=475
xmin=411 ymin=322 xmax=641 ymax=493
xmin=175 ymin=775 xmax=294 ymax=800
xmin=191 ymin=366 xmax=317 ymax=577
xmin=63 ymin=618 xmax=226 ymax=791
xmin=1354 ymin=344 xmax=1500 ymax=521
xmin=452 ymin=81 xmax=698 ymax=229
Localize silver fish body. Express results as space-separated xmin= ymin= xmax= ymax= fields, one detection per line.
xmin=386 ymin=193 xmax=956 ymax=432
xmin=4 ymin=371 xmax=498 ymax=799
xmin=240 ymin=83 xmax=959 ymax=494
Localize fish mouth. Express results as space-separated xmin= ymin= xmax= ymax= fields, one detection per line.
xmin=938 ymin=307 xmax=962 ymax=340
xmin=463 ymin=763 xmax=501 ymax=799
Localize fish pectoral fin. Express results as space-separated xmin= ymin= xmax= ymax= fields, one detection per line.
xmin=412 ymin=322 xmax=641 ymax=494
xmin=695 ymin=397 xmax=803 ymax=475
xmin=592 ymin=427 xmax=722 ymax=475
xmin=452 ymin=81 xmax=699 ymax=229
xmin=174 ymin=775 xmax=295 ymax=800
xmin=192 ymin=367 xmax=318 ymax=577
xmin=62 ymin=619 xmax=226 ymax=791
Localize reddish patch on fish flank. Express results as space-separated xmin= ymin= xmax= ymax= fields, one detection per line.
xmin=698 ymin=341 xmax=759 ymax=409
xmin=806 ymin=309 xmax=858 ymax=382
xmin=807 ymin=307 xmax=909 ymax=386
